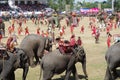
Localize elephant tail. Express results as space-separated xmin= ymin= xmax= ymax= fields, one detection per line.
xmin=39 ymin=61 xmax=43 ymax=80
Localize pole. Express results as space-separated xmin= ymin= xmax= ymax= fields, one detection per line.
xmin=112 ymin=0 xmax=115 ymax=13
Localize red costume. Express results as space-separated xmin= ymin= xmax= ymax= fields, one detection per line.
xmin=8 ymin=26 xmax=12 ymax=35
xmin=18 ymin=26 xmax=22 ymax=35
xmin=25 ymin=27 xmax=29 ymax=35
xmin=107 ymin=36 xmax=111 ymax=48
xmin=92 ymin=27 xmax=96 ymax=36
xmin=36 ymin=28 xmax=40 ymax=35
xmin=70 ymin=35 xmax=76 ymax=47
xmin=11 ymin=24 xmax=15 ymax=32
xmin=70 ymin=25 xmax=74 ymax=34
xmin=0 ymin=31 xmax=2 ymax=43
xmin=80 ymin=25 xmax=84 ymax=33
xmin=59 ymin=29 xmax=63 ymax=37
xmin=6 ymin=36 xmax=13 ymax=50
xmin=106 ymin=26 xmax=110 ymax=34
xmin=77 ymin=38 xmax=82 ymax=46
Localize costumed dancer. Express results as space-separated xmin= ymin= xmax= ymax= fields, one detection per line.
xmin=36 ymin=27 xmax=40 ymax=35
xmin=107 ymin=33 xmax=112 ymax=48
xmin=25 ymin=26 xmax=29 ymax=35
xmin=18 ymin=26 xmax=22 ymax=35
xmin=80 ymin=25 xmax=84 ymax=33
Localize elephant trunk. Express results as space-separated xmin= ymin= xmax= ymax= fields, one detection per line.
xmin=82 ymin=59 xmax=88 ymax=80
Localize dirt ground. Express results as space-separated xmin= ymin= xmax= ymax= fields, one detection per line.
xmin=2 ymin=17 xmax=120 ymax=80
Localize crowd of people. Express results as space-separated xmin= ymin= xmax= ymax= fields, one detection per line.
xmin=0 ymin=3 xmax=48 ymax=11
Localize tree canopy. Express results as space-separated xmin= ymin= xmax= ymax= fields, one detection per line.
xmin=47 ymin=0 xmax=120 ymax=12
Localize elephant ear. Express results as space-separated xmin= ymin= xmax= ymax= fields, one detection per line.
xmin=76 ymin=46 xmax=86 ymax=61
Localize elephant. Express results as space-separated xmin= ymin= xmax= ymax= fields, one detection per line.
xmin=0 ymin=48 xmax=29 ymax=80
xmin=41 ymin=46 xmax=88 ymax=80
xmin=47 ymin=15 xmax=64 ymax=29
xmin=20 ymin=34 xmax=52 ymax=67
xmin=104 ymin=42 xmax=120 ymax=80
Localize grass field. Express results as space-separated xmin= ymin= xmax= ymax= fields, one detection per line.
xmin=2 ymin=17 xmax=120 ymax=80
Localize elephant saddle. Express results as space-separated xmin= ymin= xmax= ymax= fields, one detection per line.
xmin=59 ymin=46 xmax=73 ymax=55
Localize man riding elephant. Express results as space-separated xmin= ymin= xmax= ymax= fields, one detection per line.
xmin=40 ymin=46 xmax=88 ymax=80
xmin=55 ymin=37 xmax=75 ymax=55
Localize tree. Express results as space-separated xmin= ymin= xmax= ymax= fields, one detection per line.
xmin=47 ymin=0 xmax=75 ymax=11
xmin=114 ymin=0 xmax=120 ymax=11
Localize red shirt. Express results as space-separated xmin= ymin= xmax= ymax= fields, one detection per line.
xmin=107 ymin=36 xmax=111 ymax=43
xmin=77 ymin=39 xmax=82 ymax=46
xmin=6 ymin=37 xmax=13 ymax=48
xmin=37 ymin=28 xmax=40 ymax=35
xmin=70 ymin=38 xmax=76 ymax=47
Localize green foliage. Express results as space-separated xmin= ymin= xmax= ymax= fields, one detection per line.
xmin=83 ymin=2 xmax=98 ymax=8
xmin=48 ymin=0 xmax=74 ymax=11
xmin=47 ymin=0 xmax=120 ymax=11
xmin=114 ymin=0 xmax=120 ymax=11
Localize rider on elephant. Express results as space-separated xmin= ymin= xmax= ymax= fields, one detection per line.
xmin=70 ymin=34 xmax=76 ymax=48
xmin=6 ymin=36 xmax=15 ymax=52
xmin=55 ymin=37 xmax=75 ymax=54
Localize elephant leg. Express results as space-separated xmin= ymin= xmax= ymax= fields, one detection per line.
xmin=104 ymin=66 xmax=113 ymax=80
xmin=65 ymin=56 xmax=76 ymax=80
xmin=29 ymin=57 xmax=35 ymax=67
xmin=8 ymin=71 xmax=15 ymax=80
xmin=65 ymin=70 xmax=72 ymax=80
xmin=43 ymin=70 xmax=53 ymax=80
xmin=109 ymin=65 xmax=116 ymax=80
xmin=37 ymin=46 xmax=44 ymax=63
xmin=34 ymin=52 xmax=40 ymax=65
xmin=28 ymin=51 xmax=35 ymax=67
xmin=72 ymin=65 xmax=79 ymax=80
xmin=82 ymin=60 xmax=88 ymax=79
xmin=22 ymin=64 xmax=29 ymax=80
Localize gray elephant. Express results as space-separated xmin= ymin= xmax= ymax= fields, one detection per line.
xmin=41 ymin=46 xmax=88 ymax=80
xmin=20 ymin=34 xmax=52 ymax=67
xmin=0 ymin=48 xmax=29 ymax=80
xmin=104 ymin=42 xmax=120 ymax=80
